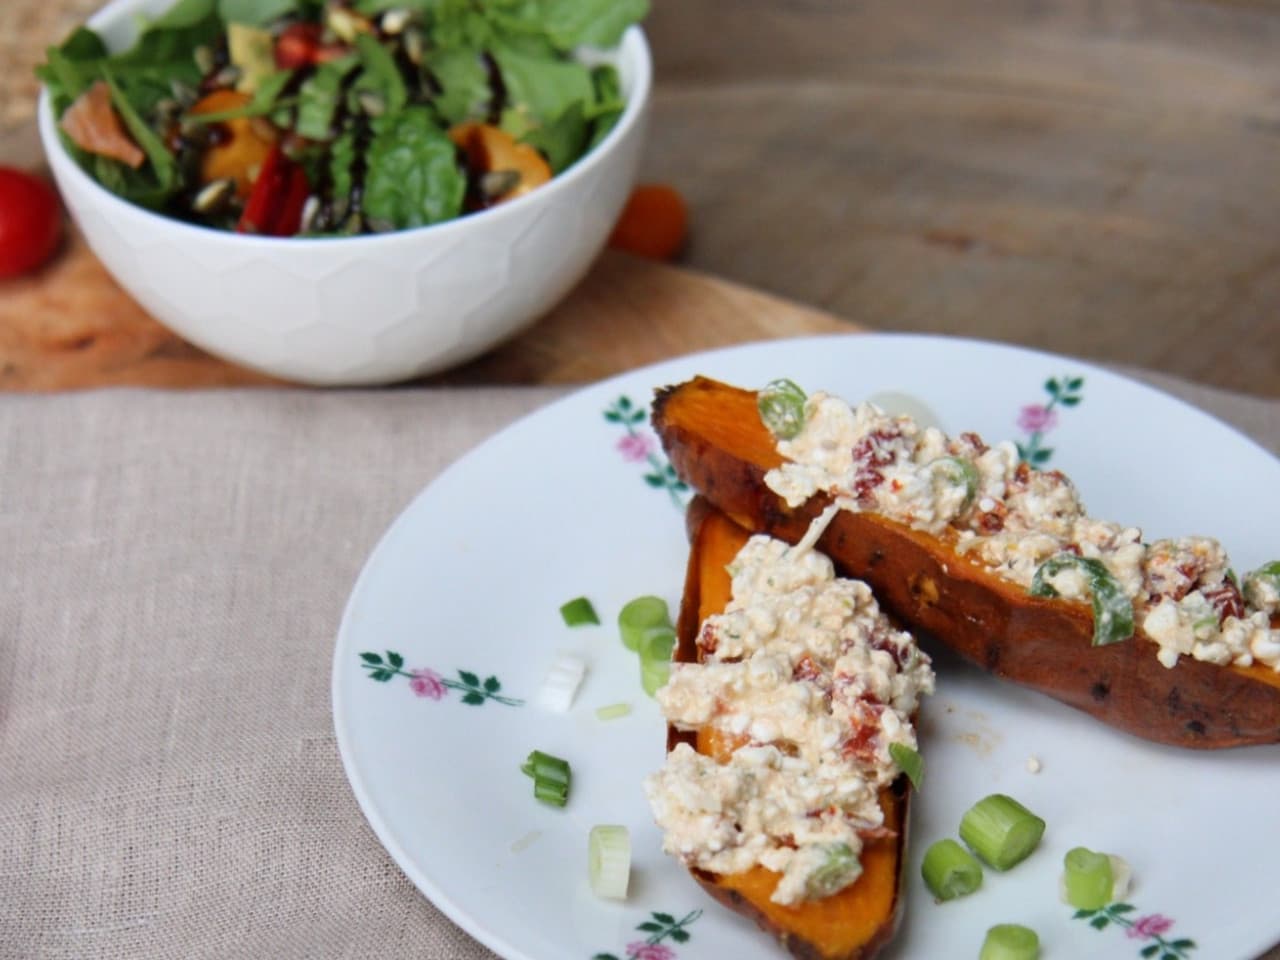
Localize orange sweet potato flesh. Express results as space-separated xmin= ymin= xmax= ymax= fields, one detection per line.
xmin=655 ymin=376 xmax=1280 ymax=749
xmin=667 ymin=501 xmax=908 ymax=960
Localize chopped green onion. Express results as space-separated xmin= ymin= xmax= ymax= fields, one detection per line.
xmin=639 ymin=626 xmax=677 ymax=696
xmin=618 ymin=595 xmax=671 ymax=652
xmin=1061 ymin=846 xmax=1113 ymax=910
xmin=959 ymin=794 xmax=1045 ymax=871
xmin=804 ymin=842 xmax=861 ymax=899
xmin=888 ymin=743 xmax=924 ymax=790
xmin=929 ymin=456 xmax=979 ymax=510
xmin=920 ymin=838 xmax=983 ymax=901
xmin=588 ymin=824 xmax=631 ymax=899
xmin=559 ymin=596 xmax=600 ymax=626
xmin=1030 ymin=553 xmax=1135 ymax=646
xmin=533 ymin=778 xmax=569 ymax=806
xmin=596 ymin=702 xmax=632 ymax=721
xmin=1244 ymin=561 xmax=1280 ymax=606
xmin=757 ymin=378 xmax=808 ymax=440
xmin=521 ymin=750 xmax=571 ymax=807
xmin=534 ymin=653 xmax=587 ymax=713
xmin=979 ymin=923 xmax=1040 ymax=960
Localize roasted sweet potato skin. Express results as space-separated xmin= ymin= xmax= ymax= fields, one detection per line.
xmin=654 ymin=376 xmax=1280 ymax=749
xmin=667 ymin=503 xmax=908 ymax=960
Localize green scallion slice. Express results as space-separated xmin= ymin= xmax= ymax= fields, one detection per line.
xmin=618 ymin=595 xmax=671 ymax=652
xmin=959 ymin=794 xmax=1045 ymax=871
xmin=521 ymin=750 xmax=571 ymax=807
xmin=1061 ymin=846 xmax=1113 ymax=910
xmin=888 ymin=743 xmax=923 ymax=790
xmin=638 ymin=625 xmax=677 ymax=696
xmin=929 ymin=456 xmax=979 ymax=510
xmin=588 ymin=824 xmax=631 ymax=899
xmin=757 ymin=378 xmax=808 ymax=440
xmin=804 ymin=842 xmax=861 ymax=899
xmin=920 ymin=838 xmax=983 ymax=901
xmin=1030 ymin=553 xmax=1135 ymax=646
xmin=559 ymin=596 xmax=600 ymax=626
xmin=595 ymin=702 xmax=632 ymax=721
xmin=979 ymin=923 xmax=1040 ymax=960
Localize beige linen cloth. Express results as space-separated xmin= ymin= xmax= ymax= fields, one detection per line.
xmin=2 ymin=373 xmax=1278 ymax=960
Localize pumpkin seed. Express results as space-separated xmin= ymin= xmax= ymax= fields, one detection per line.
xmin=380 ymin=9 xmax=412 ymax=34
xmin=480 ymin=169 xmax=521 ymax=198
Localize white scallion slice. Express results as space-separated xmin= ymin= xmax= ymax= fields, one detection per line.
xmin=534 ymin=653 xmax=587 ymax=713
xmin=588 ymin=824 xmax=631 ymax=900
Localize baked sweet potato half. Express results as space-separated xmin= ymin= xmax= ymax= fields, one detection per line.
xmin=666 ymin=501 xmax=910 ymax=960
xmin=653 ymin=376 xmax=1280 ymax=749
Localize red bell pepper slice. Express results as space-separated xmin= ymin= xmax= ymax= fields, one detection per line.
xmin=236 ymin=144 xmax=310 ymax=237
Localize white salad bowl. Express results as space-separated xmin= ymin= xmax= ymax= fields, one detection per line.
xmin=38 ymin=0 xmax=650 ymax=385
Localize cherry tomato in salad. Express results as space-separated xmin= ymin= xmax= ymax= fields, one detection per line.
xmin=0 ymin=167 xmax=62 ymax=279
xmin=608 ymin=184 xmax=688 ymax=261
xmin=274 ymin=23 xmax=348 ymax=70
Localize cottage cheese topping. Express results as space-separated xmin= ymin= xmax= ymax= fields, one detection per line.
xmin=644 ymin=529 xmax=934 ymax=906
xmin=763 ymin=391 xmax=1280 ymax=671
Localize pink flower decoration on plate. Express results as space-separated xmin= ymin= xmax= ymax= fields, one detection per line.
xmin=617 ymin=432 xmax=656 ymax=463
xmin=409 ymin=668 xmax=446 ymax=700
xmin=625 ymin=944 xmax=675 ymax=960
xmin=1128 ymin=914 xmax=1175 ymax=940
xmin=1017 ymin=403 xmax=1059 ymax=434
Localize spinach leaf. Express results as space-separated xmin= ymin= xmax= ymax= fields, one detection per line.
xmin=426 ymin=48 xmax=491 ymax=125
xmin=353 ymin=33 xmax=407 ymax=115
xmin=218 ymin=0 xmax=297 ymax=26
xmin=295 ymin=55 xmax=358 ymax=140
xmin=363 ymin=107 xmax=465 ymax=229
xmin=585 ymin=63 xmax=623 ymax=150
xmin=510 ymin=100 xmax=585 ymax=173
xmin=150 ymin=0 xmax=216 ymax=30
xmin=537 ymin=0 xmax=649 ymax=50
xmin=115 ymin=5 xmax=221 ymax=66
xmin=103 ymin=67 xmax=178 ymax=190
xmin=493 ymin=45 xmax=592 ymax=128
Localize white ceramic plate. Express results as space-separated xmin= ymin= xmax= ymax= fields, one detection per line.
xmin=333 ymin=334 xmax=1280 ymax=960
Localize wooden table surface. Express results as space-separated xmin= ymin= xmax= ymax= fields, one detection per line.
xmin=2 ymin=0 xmax=1278 ymax=394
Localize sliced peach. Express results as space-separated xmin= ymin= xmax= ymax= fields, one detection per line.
xmin=189 ymin=89 xmax=276 ymax=199
xmin=447 ymin=122 xmax=552 ymax=203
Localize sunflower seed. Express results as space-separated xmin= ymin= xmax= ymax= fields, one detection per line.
xmin=403 ymin=27 xmax=425 ymax=65
xmin=356 ymin=90 xmax=387 ymax=117
xmin=480 ymin=170 xmax=521 ymax=198
xmin=299 ymin=195 xmax=322 ymax=233
xmin=193 ymin=179 xmax=236 ymax=214
xmin=212 ymin=65 xmax=242 ymax=88
xmin=380 ymin=9 xmax=412 ymax=34
xmin=193 ymin=45 xmax=215 ymax=75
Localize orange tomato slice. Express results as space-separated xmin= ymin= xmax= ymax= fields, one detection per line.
xmin=189 ymin=89 xmax=277 ymax=199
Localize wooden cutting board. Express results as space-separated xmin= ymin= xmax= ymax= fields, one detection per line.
xmin=0 ymin=231 xmax=854 ymax=390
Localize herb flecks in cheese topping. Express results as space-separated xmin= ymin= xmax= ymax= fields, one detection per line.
xmin=644 ymin=526 xmax=935 ymax=906
xmin=763 ymin=390 xmax=1280 ymax=671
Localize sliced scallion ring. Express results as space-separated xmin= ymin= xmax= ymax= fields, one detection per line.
xmin=1061 ymin=846 xmax=1113 ymax=910
xmin=920 ymin=838 xmax=983 ymax=901
xmin=804 ymin=842 xmax=861 ymax=899
xmin=757 ymin=378 xmax=808 ymax=440
xmin=595 ymin=702 xmax=631 ymax=721
xmin=888 ymin=742 xmax=923 ymax=790
xmin=958 ymin=794 xmax=1045 ymax=871
xmin=588 ymin=824 xmax=631 ymax=899
xmin=521 ymin=750 xmax=571 ymax=807
xmin=979 ymin=923 xmax=1040 ymax=960
xmin=1030 ymin=553 xmax=1135 ymax=646
xmin=929 ymin=455 xmax=979 ymax=511
xmin=618 ymin=595 xmax=671 ymax=652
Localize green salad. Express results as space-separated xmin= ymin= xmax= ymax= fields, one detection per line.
xmin=38 ymin=0 xmax=646 ymax=236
